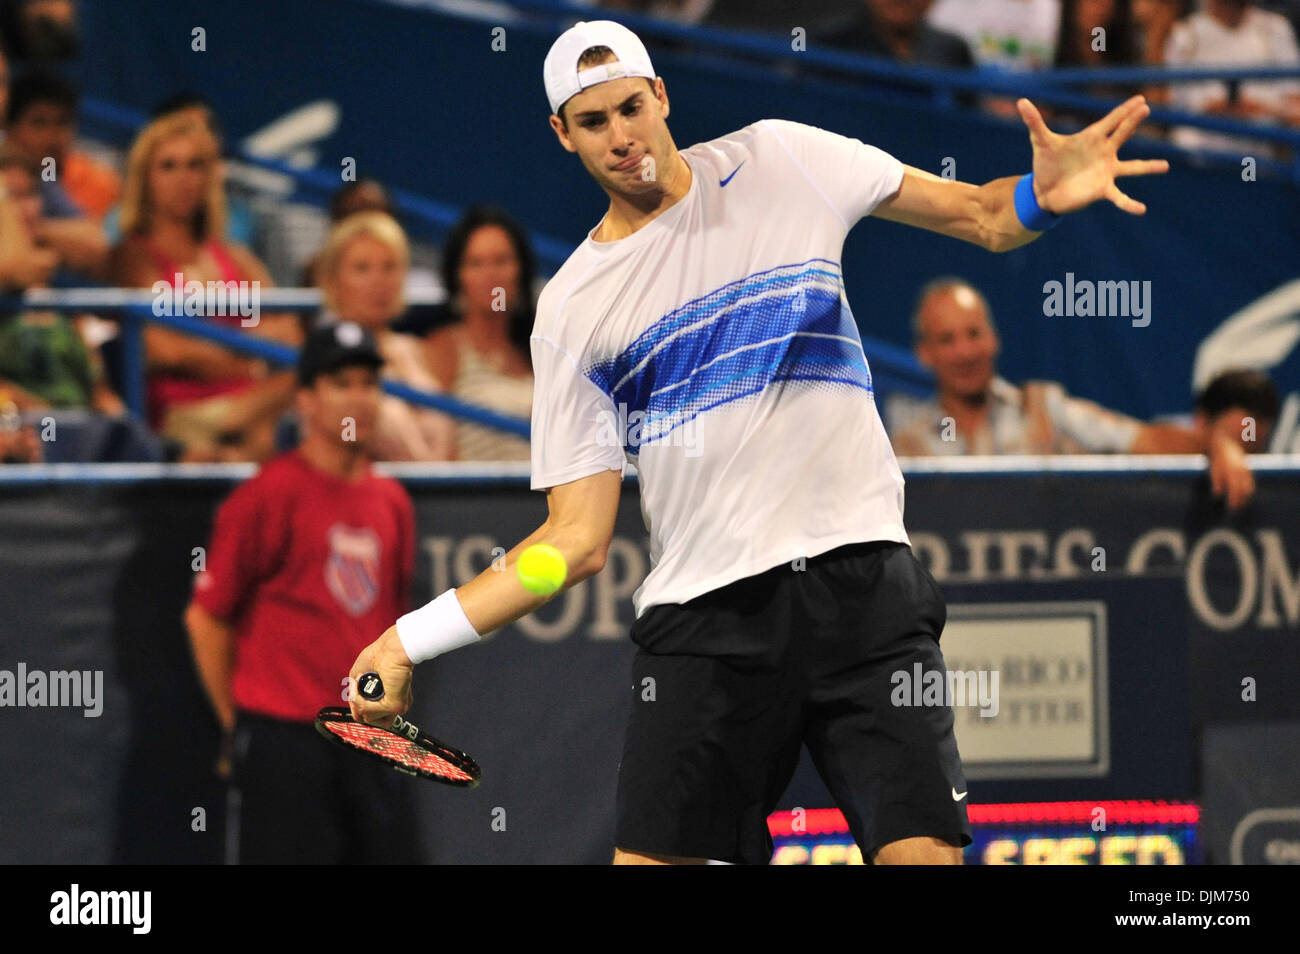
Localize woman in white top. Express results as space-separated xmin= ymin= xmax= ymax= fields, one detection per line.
xmin=423 ymin=206 xmax=535 ymax=462
xmin=316 ymin=211 xmax=458 ymax=461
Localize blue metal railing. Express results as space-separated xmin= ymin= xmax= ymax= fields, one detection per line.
xmin=1 ymin=289 xmax=533 ymax=436
xmin=3 ymin=287 xmax=934 ymax=419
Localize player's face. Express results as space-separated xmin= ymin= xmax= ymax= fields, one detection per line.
xmin=327 ymin=234 xmax=406 ymax=328
xmin=550 ymin=76 xmax=673 ymax=198
xmin=303 ymin=365 xmax=382 ymax=450
xmin=917 ymin=290 xmax=999 ymax=400
xmin=458 ymin=225 xmax=521 ymax=315
xmin=147 ymin=134 xmax=215 ymax=222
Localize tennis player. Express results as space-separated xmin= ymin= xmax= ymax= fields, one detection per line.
xmin=349 ymin=20 xmax=1169 ymax=865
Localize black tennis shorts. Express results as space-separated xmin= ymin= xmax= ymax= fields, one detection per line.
xmin=614 ymin=540 xmax=972 ymax=865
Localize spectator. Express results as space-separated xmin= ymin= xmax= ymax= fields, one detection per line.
xmin=422 ymin=205 xmax=534 ymax=462
xmin=886 ymin=277 xmax=1257 ymax=506
xmin=704 ymin=0 xmax=848 ymax=34
xmin=184 ymin=321 xmax=423 ymax=864
xmin=301 ymin=179 xmax=437 ymax=291
xmin=5 ymin=70 xmax=118 ymax=219
xmin=1164 ymin=0 xmax=1300 ymax=154
xmin=0 ymin=0 xmax=79 ymax=62
xmin=1192 ymin=367 xmax=1280 ymax=452
xmin=1050 ymin=0 xmax=1138 ymax=122
xmin=3 ymin=70 xmax=110 ymax=277
xmin=814 ymin=0 xmax=975 ymax=68
xmin=0 ymin=47 xmax=9 ymax=123
xmin=300 ymin=179 xmax=397 ymax=286
xmin=104 ymin=94 xmax=256 ymax=247
xmin=927 ymin=0 xmax=1063 ymax=70
xmin=109 ymin=113 xmax=302 ymax=463
xmin=1261 ymin=0 xmax=1300 ymax=41
xmin=598 ymin=0 xmax=716 ymax=24
xmin=644 ymin=0 xmax=714 ymax=24
xmin=1054 ymin=0 xmax=1136 ymax=68
xmin=329 ymin=177 xmax=395 ymax=222
xmin=0 ymin=391 xmax=41 ymax=463
xmin=313 ymin=211 xmax=457 ymax=461
xmin=1132 ymin=0 xmax=1191 ymax=105
xmin=0 ymin=149 xmax=163 ymax=463
xmin=0 ymin=150 xmax=120 ymax=415
xmin=0 ymin=147 xmax=56 ymax=288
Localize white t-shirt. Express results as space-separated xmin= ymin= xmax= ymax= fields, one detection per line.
xmin=1165 ymin=8 xmax=1300 ymax=154
xmin=927 ymin=0 xmax=1062 ymax=70
xmin=530 ymin=119 xmax=910 ymax=618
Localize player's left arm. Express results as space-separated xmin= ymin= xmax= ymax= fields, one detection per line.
xmin=872 ymin=95 xmax=1169 ymax=253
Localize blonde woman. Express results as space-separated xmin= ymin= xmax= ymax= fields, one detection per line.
xmin=315 ymin=211 xmax=457 ymax=461
xmin=108 ymin=113 xmax=300 ymax=462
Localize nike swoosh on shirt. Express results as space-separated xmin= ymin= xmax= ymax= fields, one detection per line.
xmin=952 ymin=788 xmax=968 ymax=801
xmin=719 ymin=161 xmax=745 ymax=187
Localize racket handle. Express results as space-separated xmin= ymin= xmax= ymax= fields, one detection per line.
xmin=357 ymin=671 xmax=385 ymax=701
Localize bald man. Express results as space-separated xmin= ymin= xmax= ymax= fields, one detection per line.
xmin=886 ymin=277 xmax=1256 ymax=507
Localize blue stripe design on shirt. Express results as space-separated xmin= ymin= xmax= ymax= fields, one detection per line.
xmin=587 ymin=259 xmax=873 ymax=454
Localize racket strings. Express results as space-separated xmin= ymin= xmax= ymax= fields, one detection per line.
xmin=323 ymin=719 xmax=475 ymax=782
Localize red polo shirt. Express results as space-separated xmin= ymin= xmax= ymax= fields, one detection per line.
xmin=192 ymin=449 xmax=414 ymax=722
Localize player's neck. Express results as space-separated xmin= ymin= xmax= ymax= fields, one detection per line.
xmin=298 ymin=434 xmax=370 ymax=482
xmin=594 ymin=152 xmax=692 ymax=243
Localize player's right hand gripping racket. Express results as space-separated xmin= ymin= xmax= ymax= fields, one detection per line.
xmin=314 ymin=672 xmax=481 ymax=787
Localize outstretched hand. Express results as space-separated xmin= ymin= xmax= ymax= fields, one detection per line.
xmin=1018 ymin=95 xmax=1170 ymax=216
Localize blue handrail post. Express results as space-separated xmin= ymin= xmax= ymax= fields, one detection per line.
xmin=123 ymin=305 xmax=146 ymax=421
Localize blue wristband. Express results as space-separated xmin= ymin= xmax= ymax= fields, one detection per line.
xmin=1014 ymin=173 xmax=1060 ymax=232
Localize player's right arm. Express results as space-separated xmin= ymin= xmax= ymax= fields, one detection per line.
xmin=348 ymin=467 xmax=622 ymax=726
xmin=459 ymin=466 xmax=623 ymax=631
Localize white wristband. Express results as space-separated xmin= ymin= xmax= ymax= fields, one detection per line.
xmin=395 ymin=589 xmax=481 ymax=664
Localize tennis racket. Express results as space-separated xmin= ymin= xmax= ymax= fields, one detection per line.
xmin=313 ymin=671 xmax=481 ymax=787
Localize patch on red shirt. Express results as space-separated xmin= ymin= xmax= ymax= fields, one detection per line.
xmin=324 ymin=523 xmax=382 ymax=616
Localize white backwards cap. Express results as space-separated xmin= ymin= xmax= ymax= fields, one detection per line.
xmin=543 ymin=20 xmax=657 ymax=115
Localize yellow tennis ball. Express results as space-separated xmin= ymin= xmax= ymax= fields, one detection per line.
xmin=517 ymin=544 xmax=567 ymax=596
